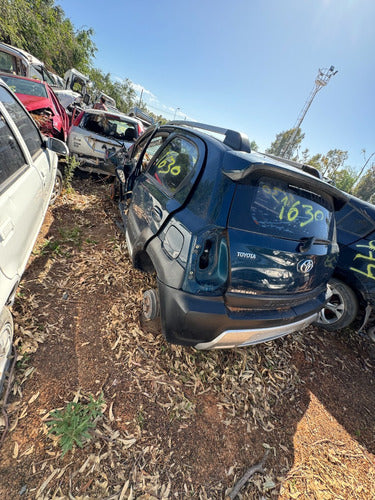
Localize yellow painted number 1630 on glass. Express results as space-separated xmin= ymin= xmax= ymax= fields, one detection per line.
xmin=262 ymin=184 xmax=324 ymax=228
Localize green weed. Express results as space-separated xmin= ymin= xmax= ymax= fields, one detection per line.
xmin=63 ymin=155 xmax=80 ymax=190
xmin=46 ymin=394 xmax=104 ymax=456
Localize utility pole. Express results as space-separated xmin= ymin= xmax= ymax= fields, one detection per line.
xmin=138 ymin=89 xmax=143 ymax=107
xmin=280 ymin=66 xmax=338 ymax=158
xmin=173 ymin=107 xmax=180 ymax=120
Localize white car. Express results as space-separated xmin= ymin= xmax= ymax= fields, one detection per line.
xmin=0 ymin=80 xmax=68 ymax=392
xmin=67 ymin=108 xmax=145 ymax=176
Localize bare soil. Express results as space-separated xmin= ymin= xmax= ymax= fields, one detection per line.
xmin=0 ymin=175 xmax=374 ymax=499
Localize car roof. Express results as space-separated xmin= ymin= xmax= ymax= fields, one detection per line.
xmin=0 ymin=42 xmax=44 ymax=66
xmin=158 ymin=121 xmax=348 ymax=207
xmin=164 ymin=121 xmax=327 ymax=180
xmin=0 ymin=72 xmax=48 ymax=86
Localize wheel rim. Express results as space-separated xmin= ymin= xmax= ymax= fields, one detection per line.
xmin=0 ymin=320 xmax=13 ymax=379
xmin=318 ymin=289 xmax=345 ymax=325
xmin=51 ymin=174 xmax=62 ymax=203
xmin=143 ymin=294 xmax=153 ymax=319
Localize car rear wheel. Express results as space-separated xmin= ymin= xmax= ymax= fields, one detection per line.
xmin=50 ymin=169 xmax=63 ymax=205
xmin=0 ymin=307 xmax=14 ymax=394
xmin=142 ymin=289 xmax=160 ymax=321
xmin=315 ymin=278 xmax=358 ymax=331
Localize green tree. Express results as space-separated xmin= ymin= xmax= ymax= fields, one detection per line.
xmin=87 ymin=68 xmax=137 ymax=113
xmin=0 ymin=0 xmax=96 ymax=75
xmin=266 ymin=128 xmax=305 ymax=159
xmin=331 ymin=167 xmax=357 ymax=193
xmin=353 ymin=164 xmax=375 ymax=202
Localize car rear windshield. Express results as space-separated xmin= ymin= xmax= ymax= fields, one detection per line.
xmin=81 ymin=113 xmax=136 ymax=142
xmin=1 ymin=75 xmax=48 ymax=98
xmin=229 ymin=176 xmax=334 ymax=241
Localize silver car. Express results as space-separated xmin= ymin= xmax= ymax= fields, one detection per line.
xmin=67 ymin=108 xmax=145 ymax=176
xmin=0 ymin=80 xmax=68 ymax=392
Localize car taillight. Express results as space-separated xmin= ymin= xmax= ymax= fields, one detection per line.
xmin=182 ymin=229 xmax=229 ymax=295
xmin=72 ymin=111 xmax=84 ymax=127
xmin=137 ymin=122 xmax=144 ymax=136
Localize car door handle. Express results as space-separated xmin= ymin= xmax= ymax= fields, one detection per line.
xmin=0 ymin=218 xmax=15 ymax=243
xmin=151 ymin=206 xmax=162 ymax=222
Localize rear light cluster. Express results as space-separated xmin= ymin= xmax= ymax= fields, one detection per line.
xmin=183 ymin=229 xmax=229 ymax=295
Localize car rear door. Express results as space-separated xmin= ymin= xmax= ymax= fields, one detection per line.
xmin=226 ymin=172 xmax=339 ymax=301
xmin=126 ymin=132 xmax=205 ymax=256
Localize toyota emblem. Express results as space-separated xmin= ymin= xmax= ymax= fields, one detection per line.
xmin=297 ymin=259 xmax=314 ymax=273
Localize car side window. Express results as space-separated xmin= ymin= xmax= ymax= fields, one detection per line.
xmin=132 ymin=134 xmax=165 ymax=172
xmin=0 ymin=112 xmax=27 ymax=185
xmin=0 ymin=86 xmax=42 ymax=158
xmin=148 ymin=137 xmax=198 ymax=193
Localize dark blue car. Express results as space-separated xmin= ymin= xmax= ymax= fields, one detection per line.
xmin=316 ymin=194 xmax=375 ymax=336
xmin=116 ymin=121 xmax=348 ymax=349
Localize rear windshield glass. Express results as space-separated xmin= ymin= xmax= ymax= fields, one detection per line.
xmin=1 ymin=75 xmax=48 ymax=98
xmin=229 ymin=176 xmax=334 ymax=241
xmin=81 ymin=113 xmax=136 ymax=141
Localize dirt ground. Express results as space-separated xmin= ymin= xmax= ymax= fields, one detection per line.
xmin=0 ymin=175 xmax=374 ymax=499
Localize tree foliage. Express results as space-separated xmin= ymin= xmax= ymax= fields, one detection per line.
xmin=353 ymin=164 xmax=375 ymax=202
xmin=87 ymin=68 xmax=136 ymax=114
xmin=266 ymin=128 xmax=305 ymax=159
xmin=0 ymin=0 xmax=96 ymax=74
xmin=265 ymin=129 xmax=369 ymax=196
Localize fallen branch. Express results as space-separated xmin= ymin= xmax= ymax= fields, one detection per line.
xmin=227 ymin=449 xmax=269 ymax=499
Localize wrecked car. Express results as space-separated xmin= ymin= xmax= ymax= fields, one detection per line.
xmin=0 ymin=79 xmax=68 ymax=392
xmin=115 ymin=121 xmax=348 ymax=350
xmin=0 ymin=73 xmax=69 ymax=142
xmin=316 ymin=194 xmax=375 ymax=338
xmin=0 ymin=41 xmax=59 ymax=86
xmin=67 ymin=109 xmax=144 ymax=176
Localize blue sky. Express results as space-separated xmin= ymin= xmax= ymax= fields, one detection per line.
xmin=58 ymin=0 xmax=374 ymax=171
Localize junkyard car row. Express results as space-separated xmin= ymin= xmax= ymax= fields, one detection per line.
xmin=0 ymin=42 xmax=375 ymax=391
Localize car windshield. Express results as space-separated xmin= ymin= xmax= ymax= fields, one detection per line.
xmin=1 ymin=75 xmax=48 ymax=98
xmin=229 ymin=176 xmax=334 ymax=241
xmin=81 ymin=113 xmax=136 ymax=141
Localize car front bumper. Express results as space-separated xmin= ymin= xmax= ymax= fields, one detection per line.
xmin=158 ymin=280 xmax=323 ymax=349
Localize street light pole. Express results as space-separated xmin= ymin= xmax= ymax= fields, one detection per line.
xmin=173 ymin=107 xmax=180 ymax=120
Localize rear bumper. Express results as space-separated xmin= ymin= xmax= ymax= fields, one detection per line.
xmin=72 ymin=154 xmax=116 ymax=176
xmin=194 ymin=313 xmax=317 ymax=349
xmin=158 ymin=280 xmax=325 ymax=349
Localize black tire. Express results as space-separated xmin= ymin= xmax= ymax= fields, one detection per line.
xmin=142 ymin=289 xmax=160 ymax=321
xmin=50 ymin=169 xmax=63 ymax=205
xmin=0 ymin=307 xmax=14 ymax=394
xmin=315 ymin=278 xmax=358 ymax=331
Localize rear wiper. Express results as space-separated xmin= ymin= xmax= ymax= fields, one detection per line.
xmin=298 ymin=236 xmax=331 ymax=252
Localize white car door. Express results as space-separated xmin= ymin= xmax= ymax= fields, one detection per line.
xmin=0 ymin=84 xmax=55 ymax=303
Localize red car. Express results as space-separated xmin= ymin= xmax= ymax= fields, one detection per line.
xmin=0 ymin=73 xmax=69 ymax=141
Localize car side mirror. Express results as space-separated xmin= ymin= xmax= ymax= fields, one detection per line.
xmin=46 ymin=136 xmax=69 ymax=156
xmin=83 ymin=93 xmax=90 ymax=105
xmin=116 ymin=166 xmax=126 ymax=184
